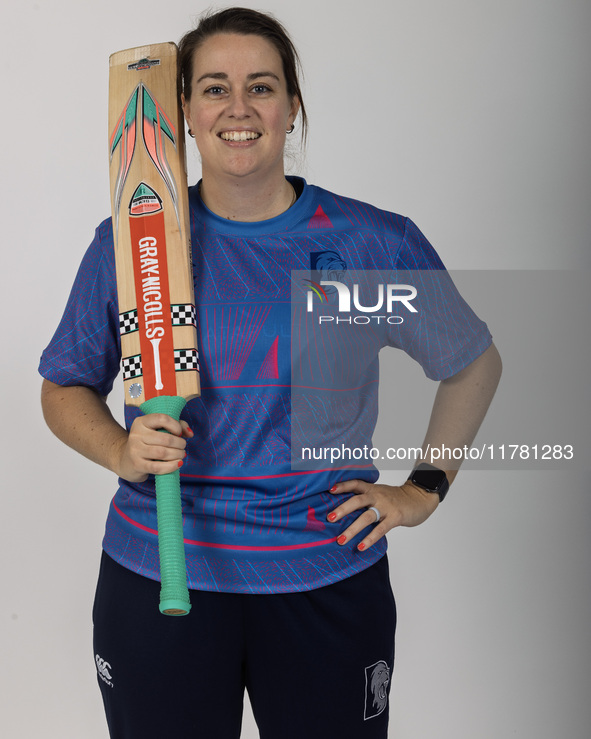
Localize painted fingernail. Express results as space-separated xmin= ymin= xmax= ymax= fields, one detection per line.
xmin=178 ymin=460 xmax=184 ymax=468
xmin=327 ymin=512 xmax=337 ymax=522
xmin=330 ymin=485 xmax=338 ymax=492
xmin=357 ymin=542 xmax=366 ymax=551
xmin=186 ymin=426 xmax=193 ymax=435
xmin=337 ymin=535 xmax=347 ymax=545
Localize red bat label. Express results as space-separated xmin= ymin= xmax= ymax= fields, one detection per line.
xmin=129 ymin=185 xmax=176 ymax=397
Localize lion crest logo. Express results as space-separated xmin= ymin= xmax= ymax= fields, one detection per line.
xmin=364 ymin=660 xmax=390 ymax=720
xmin=309 ymin=250 xmax=347 ymax=300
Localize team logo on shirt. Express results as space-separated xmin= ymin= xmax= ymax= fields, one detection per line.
xmin=364 ymin=660 xmax=390 ymax=720
xmin=303 ymin=250 xmax=347 ymax=306
xmin=310 ymin=250 xmax=347 ymax=284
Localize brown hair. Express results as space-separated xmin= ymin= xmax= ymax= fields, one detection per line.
xmin=178 ymin=7 xmax=308 ymax=142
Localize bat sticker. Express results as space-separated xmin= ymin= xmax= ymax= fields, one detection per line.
xmin=127 ymin=187 xmax=177 ymax=396
xmin=128 ymin=57 xmax=161 ymax=72
xmin=129 ymin=182 xmax=162 ymax=216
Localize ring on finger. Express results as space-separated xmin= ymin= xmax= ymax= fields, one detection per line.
xmin=367 ymin=506 xmax=381 ymax=523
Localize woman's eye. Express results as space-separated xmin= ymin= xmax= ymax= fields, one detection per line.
xmin=205 ymin=86 xmax=225 ymax=95
xmin=252 ymin=84 xmax=271 ymax=94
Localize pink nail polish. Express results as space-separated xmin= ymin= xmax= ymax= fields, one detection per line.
xmin=337 ymin=535 xmax=346 ymax=545
xmin=327 ymin=512 xmax=337 ymax=522
xmin=357 ymin=542 xmax=366 ymax=551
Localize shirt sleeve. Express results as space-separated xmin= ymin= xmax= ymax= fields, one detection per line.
xmin=386 ymin=218 xmax=493 ymax=380
xmin=38 ymin=219 xmax=121 ymax=396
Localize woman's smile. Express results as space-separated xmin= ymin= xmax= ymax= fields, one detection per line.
xmin=218 ymin=129 xmax=262 ymax=142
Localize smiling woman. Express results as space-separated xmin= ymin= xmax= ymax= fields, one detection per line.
xmin=177 ymin=7 xmax=308 ymax=223
xmin=181 ymin=33 xmax=300 ymax=220
xmin=39 ymin=6 xmax=501 ymax=739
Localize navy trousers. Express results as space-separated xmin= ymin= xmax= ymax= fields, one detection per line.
xmin=93 ymin=551 xmax=396 ymax=738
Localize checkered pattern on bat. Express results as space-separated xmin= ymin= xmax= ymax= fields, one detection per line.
xmin=170 ymin=304 xmax=196 ymax=327
xmin=121 ymin=349 xmax=199 ymax=379
xmin=119 ymin=310 xmax=139 ymax=335
xmin=174 ymin=348 xmax=199 ymax=372
xmin=122 ymin=354 xmax=142 ymax=380
xmin=119 ymin=305 xmax=197 ymax=335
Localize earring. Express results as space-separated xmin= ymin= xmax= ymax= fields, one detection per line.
xmin=286 ymin=124 xmax=295 ymax=134
xmin=188 ymin=129 xmax=195 ymax=138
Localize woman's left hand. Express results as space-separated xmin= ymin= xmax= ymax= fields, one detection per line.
xmin=327 ymin=479 xmax=440 ymax=551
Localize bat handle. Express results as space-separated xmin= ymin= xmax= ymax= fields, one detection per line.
xmin=140 ymin=395 xmax=191 ymax=616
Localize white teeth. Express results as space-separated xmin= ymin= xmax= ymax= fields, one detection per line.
xmin=220 ymin=131 xmax=261 ymax=141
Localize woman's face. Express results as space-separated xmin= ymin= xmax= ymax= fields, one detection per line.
xmin=182 ymin=33 xmax=300 ymax=184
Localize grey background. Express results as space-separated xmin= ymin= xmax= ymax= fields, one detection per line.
xmin=376 ymin=269 xmax=590 ymax=470
xmin=2 ymin=0 xmax=590 ymax=737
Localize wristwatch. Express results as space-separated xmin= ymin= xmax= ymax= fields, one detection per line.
xmin=407 ymin=463 xmax=449 ymax=502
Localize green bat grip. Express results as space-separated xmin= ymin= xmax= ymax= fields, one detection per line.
xmin=140 ymin=395 xmax=191 ymax=616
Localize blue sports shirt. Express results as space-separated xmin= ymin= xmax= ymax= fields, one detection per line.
xmin=39 ymin=177 xmax=492 ymax=593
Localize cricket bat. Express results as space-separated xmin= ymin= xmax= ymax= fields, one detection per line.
xmin=108 ymin=43 xmax=200 ymax=615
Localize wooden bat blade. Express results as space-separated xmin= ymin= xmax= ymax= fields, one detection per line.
xmin=109 ymin=43 xmax=200 ymax=408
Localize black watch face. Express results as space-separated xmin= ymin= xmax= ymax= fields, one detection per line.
xmin=412 ymin=465 xmax=447 ymax=492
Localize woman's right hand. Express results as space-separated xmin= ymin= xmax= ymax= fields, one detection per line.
xmin=40 ymin=380 xmax=195 ymax=482
xmin=116 ymin=414 xmax=194 ymax=482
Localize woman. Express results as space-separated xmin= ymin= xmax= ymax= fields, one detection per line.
xmin=40 ymin=7 xmax=501 ymax=738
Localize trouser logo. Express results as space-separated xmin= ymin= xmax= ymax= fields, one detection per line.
xmin=96 ymin=654 xmax=114 ymax=688
xmin=364 ymin=660 xmax=390 ymax=720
